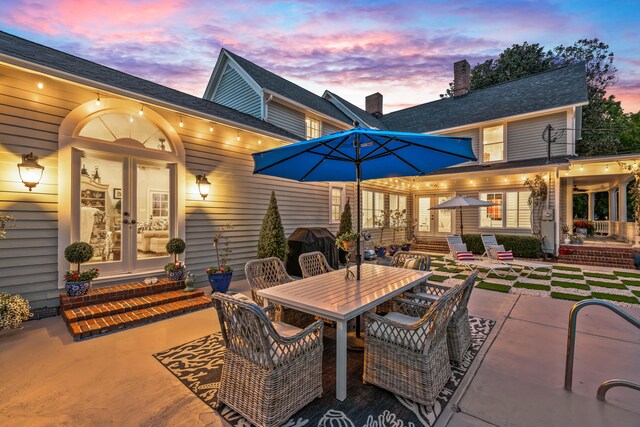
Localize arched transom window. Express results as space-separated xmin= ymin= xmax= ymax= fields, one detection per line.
xmin=78 ymin=113 xmax=172 ymax=152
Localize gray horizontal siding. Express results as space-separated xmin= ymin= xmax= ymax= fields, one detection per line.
xmin=212 ymin=64 xmax=262 ymax=119
xmin=507 ymin=112 xmax=567 ymax=161
xmin=322 ymin=122 xmax=343 ymax=136
xmin=267 ymin=101 xmax=305 ymax=139
xmin=440 ymin=128 xmax=480 ymax=167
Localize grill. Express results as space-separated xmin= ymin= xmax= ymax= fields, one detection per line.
xmin=286 ymin=228 xmax=339 ymax=277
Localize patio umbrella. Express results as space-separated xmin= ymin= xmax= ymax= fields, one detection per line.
xmin=252 ymin=125 xmax=476 ymax=279
xmin=430 ymin=195 xmax=495 ymax=237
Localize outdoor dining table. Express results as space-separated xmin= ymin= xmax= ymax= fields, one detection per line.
xmin=257 ymin=263 xmax=431 ymax=401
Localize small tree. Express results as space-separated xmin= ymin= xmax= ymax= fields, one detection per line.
xmin=337 ymin=198 xmax=353 ymax=238
xmin=523 ymin=174 xmax=548 ymax=254
xmin=257 ymin=191 xmax=288 ymax=262
xmin=166 ymin=238 xmax=186 ymax=263
xmin=64 ymin=242 xmax=94 ymax=273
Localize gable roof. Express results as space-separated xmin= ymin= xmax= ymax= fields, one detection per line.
xmin=0 ymin=31 xmax=301 ymax=141
xmin=380 ymin=62 xmax=589 ymax=132
xmin=323 ymin=90 xmax=387 ymax=130
xmin=222 ymin=49 xmax=352 ymax=125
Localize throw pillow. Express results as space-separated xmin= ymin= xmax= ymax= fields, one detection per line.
xmin=404 ymin=258 xmax=425 ymax=271
xmin=456 ymin=251 xmax=475 ymax=261
xmin=488 ymin=245 xmax=505 ymax=259
xmin=496 ymin=250 xmax=514 ymax=261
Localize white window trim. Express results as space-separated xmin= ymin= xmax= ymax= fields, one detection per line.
xmin=305 ymin=116 xmax=322 ymax=140
xmin=480 ymin=123 xmax=507 ymax=164
xmin=329 ymin=184 xmax=346 ymax=224
xmin=478 ymin=190 xmax=531 ymax=230
xmin=148 ymin=189 xmax=170 ymax=219
xmin=362 ymin=190 xmax=384 ymax=229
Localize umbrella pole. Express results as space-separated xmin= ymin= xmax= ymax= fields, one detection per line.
xmin=355 ymin=136 xmax=362 ymax=281
xmin=459 ymin=207 xmax=463 ymax=237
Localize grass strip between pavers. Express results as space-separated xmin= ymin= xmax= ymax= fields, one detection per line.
xmin=632 ymin=290 xmax=640 ymax=298
xmin=524 ymin=273 xmax=551 ymax=280
xmin=614 ymin=271 xmax=640 ymax=278
xmin=591 ymin=292 xmax=639 ymax=304
xmin=583 ymin=272 xmax=618 ymax=280
xmin=428 ymin=275 xmax=449 ymax=283
xmin=513 ymin=282 xmax=551 ymax=291
xmin=585 ymin=280 xmax=627 ymax=290
xmin=621 ymin=279 xmax=640 ymax=287
xmin=486 ymin=273 xmax=519 ymax=281
xmin=551 ymin=292 xmax=590 ymax=302
xmin=552 ymin=272 xmax=584 ymax=280
xmin=453 ymin=274 xmax=469 ymax=279
xmin=553 ymin=266 xmax=582 ymax=272
xmin=476 ymin=282 xmax=511 ymax=293
xmin=551 ymin=280 xmax=590 ymax=291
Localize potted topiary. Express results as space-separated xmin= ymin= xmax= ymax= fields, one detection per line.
xmin=257 ymin=191 xmax=288 ymax=262
xmin=207 ymin=224 xmax=234 ymax=293
xmin=337 ymin=199 xmax=354 ymax=264
xmin=64 ymin=242 xmax=99 ymax=296
xmin=0 ymin=292 xmax=33 ymax=333
xmin=373 ymin=208 xmax=388 ymax=257
xmin=165 ymin=238 xmax=186 ymax=281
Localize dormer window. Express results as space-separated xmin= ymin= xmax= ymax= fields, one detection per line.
xmin=482 ymin=124 xmax=504 ymax=162
xmin=305 ymin=117 xmax=321 ymax=140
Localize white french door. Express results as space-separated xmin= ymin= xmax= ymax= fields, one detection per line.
xmin=75 ymin=150 xmax=176 ymax=276
xmin=415 ymin=194 xmax=454 ymax=238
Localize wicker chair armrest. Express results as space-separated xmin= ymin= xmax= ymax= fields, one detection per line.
xmin=391 ymin=297 xmax=431 ymax=318
xmin=272 ymin=319 xmax=324 ymax=346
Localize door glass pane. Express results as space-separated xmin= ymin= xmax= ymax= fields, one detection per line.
xmin=80 ymin=156 xmax=123 ymax=264
xmin=136 ymin=164 xmax=171 ymax=259
xmin=438 ymin=196 xmax=452 ymax=232
xmin=418 ymin=197 xmax=431 ymax=232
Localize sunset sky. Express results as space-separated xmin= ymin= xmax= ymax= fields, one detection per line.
xmin=1 ymin=0 xmax=639 ymax=113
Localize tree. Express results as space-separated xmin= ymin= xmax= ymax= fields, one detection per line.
xmin=257 ymin=191 xmax=288 ymax=262
xmin=337 ymin=198 xmax=353 ymax=238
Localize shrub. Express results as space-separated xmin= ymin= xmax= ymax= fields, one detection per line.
xmin=337 ymin=199 xmax=353 ymax=238
xmin=166 ymin=238 xmax=186 ymax=263
xmin=257 ymin=191 xmax=288 ymax=262
xmin=64 ymin=242 xmax=94 ymax=272
xmin=462 ymin=234 xmax=542 ymax=258
xmin=0 ymin=293 xmax=32 ymax=330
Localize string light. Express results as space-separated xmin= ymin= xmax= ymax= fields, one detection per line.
xmin=236 ymin=131 xmax=240 ymax=142
xmin=503 ymin=177 xmax=508 ymax=183
xmin=521 ymin=174 xmax=526 ymax=180
xmin=95 ymin=93 xmax=101 ymax=106
xmin=139 ymin=105 xmax=144 ymax=116
xmin=36 ymin=82 xmax=43 ymax=89
xmin=129 ymin=115 xmax=133 ymax=123
xmin=565 ymin=171 xmax=569 ymax=176
xmin=580 ymin=164 xmax=584 ymax=171
xmin=258 ymin=139 xmax=262 ymax=145
xmin=605 ymin=164 xmax=609 ymax=172
xmin=179 ymin=116 xmax=184 ymax=127
xmin=209 ymin=125 xmax=214 ymax=132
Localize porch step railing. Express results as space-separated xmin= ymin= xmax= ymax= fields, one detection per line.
xmin=564 ymin=299 xmax=640 ymax=402
xmin=593 ymin=220 xmax=610 ymax=235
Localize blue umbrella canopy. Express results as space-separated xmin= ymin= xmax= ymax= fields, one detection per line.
xmin=252 ymin=126 xmax=476 ymax=280
xmin=253 ymin=127 xmax=475 ymax=181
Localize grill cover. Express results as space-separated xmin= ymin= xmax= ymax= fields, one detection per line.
xmin=286 ymin=228 xmax=339 ymax=277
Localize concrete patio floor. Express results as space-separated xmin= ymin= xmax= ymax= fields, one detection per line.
xmin=0 ymin=280 xmax=638 ymax=427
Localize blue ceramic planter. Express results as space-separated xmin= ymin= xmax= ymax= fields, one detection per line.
xmin=208 ymin=271 xmax=233 ymax=293
xmin=388 ymin=245 xmax=400 ymax=256
xmin=167 ymin=270 xmax=185 ymax=282
xmin=65 ymin=281 xmax=91 ymax=297
xmin=374 ymin=247 xmax=387 ymax=257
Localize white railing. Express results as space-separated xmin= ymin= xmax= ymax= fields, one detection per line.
xmin=593 ymin=220 xmax=610 ymax=235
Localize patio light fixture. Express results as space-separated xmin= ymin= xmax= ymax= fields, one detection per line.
xmin=17 ymin=152 xmax=44 ymax=191
xmin=96 ymin=93 xmax=101 ymax=106
xmin=195 ymin=174 xmax=211 ymax=200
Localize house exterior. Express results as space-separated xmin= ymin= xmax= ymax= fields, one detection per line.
xmin=0 ymin=32 xmax=637 ymax=312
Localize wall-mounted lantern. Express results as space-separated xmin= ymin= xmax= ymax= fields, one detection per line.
xmin=17 ymin=152 xmax=44 ymax=191
xmin=195 ymin=174 xmax=211 ymax=200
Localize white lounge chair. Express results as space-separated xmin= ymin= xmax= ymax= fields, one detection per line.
xmin=481 ymin=234 xmax=552 ymax=278
xmin=444 ymin=235 xmax=513 ymax=277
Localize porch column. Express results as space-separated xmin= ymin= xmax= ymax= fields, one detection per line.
xmin=565 ymin=177 xmax=574 ymax=225
xmin=587 ymin=192 xmax=594 ymax=221
xmin=618 ymin=182 xmax=628 ymax=222
xmin=609 ymin=189 xmax=617 ymax=221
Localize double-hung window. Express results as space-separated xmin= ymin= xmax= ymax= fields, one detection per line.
xmin=329 ymin=185 xmax=344 ymax=223
xmin=305 ymin=117 xmax=321 ymax=140
xmin=482 ymin=125 xmax=504 ymax=162
xmin=389 ymin=194 xmax=407 ymax=214
xmin=480 ymin=191 xmax=530 ymax=228
xmin=362 ymin=190 xmax=384 ymax=228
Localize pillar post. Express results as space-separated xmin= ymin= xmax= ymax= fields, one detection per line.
xmin=565 ymin=177 xmax=574 ymax=226
xmin=618 ymin=182 xmax=628 ymax=222
xmin=587 ymin=192 xmax=594 ymax=221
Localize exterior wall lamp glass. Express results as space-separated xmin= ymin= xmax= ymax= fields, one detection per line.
xmin=195 ymin=174 xmax=211 ymax=200
xmin=17 ymin=152 xmax=44 ymax=191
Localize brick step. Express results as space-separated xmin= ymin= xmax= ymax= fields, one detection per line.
xmin=558 ymin=244 xmax=638 ymax=269
xmin=60 ymin=279 xmax=185 ymax=310
xmin=413 ymin=240 xmax=449 ymax=253
xmin=62 ymin=289 xmax=206 ymax=322
xmin=67 ymin=295 xmax=213 ymax=340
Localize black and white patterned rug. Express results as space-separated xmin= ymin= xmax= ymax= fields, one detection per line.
xmin=154 ymin=317 xmax=494 ymax=426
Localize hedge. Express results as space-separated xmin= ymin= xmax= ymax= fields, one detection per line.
xmin=461 ymin=234 xmax=542 ymax=258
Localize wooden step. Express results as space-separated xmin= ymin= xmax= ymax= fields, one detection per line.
xmin=62 ymin=289 xmax=207 ymax=322
xmin=66 ymin=296 xmax=213 ymax=340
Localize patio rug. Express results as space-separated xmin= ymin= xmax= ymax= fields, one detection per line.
xmin=154 ymin=316 xmax=494 ymax=426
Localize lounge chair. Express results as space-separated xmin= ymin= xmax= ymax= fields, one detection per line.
xmin=363 ymin=285 xmax=459 ymax=407
xmin=212 ymin=292 xmax=323 ymax=427
xmin=481 ymin=234 xmax=551 ymax=278
xmin=444 ymin=235 xmax=512 ymax=277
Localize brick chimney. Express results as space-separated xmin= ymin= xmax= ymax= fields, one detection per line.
xmin=365 ymin=92 xmax=383 ymax=117
xmin=453 ymin=60 xmax=470 ymax=97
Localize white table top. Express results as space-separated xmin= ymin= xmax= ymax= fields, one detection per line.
xmin=257 ymin=263 xmax=430 ymax=322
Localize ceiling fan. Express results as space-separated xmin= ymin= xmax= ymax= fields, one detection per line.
xmin=572 ymin=184 xmax=588 ymax=193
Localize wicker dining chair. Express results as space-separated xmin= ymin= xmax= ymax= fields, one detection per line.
xmin=299 ymin=251 xmax=334 ymax=278
xmin=363 ymin=285 xmax=459 ymax=407
xmin=212 ymin=292 xmax=323 ymax=427
xmin=390 ymin=250 xmax=431 ymax=272
xmin=245 ymin=257 xmax=316 ymax=328
xmin=409 ymin=271 xmax=479 ymax=365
